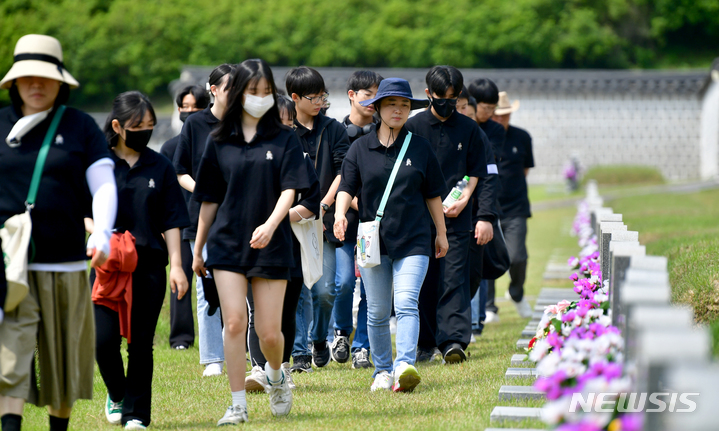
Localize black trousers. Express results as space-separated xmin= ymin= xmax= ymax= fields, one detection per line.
xmin=418 ymin=230 xmax=472 ymax=352
xmin=95 ymin=259 xmax=166 ymax=427
xmin=169 ymin=240 xmax=195 ymax=347
xmin=468 ymin=240 xmax=484 ymax=300
xmin=486 ymin=216 xmax=528 ymax=310
xmin=247 ymin=276 xmax=303 ymax=367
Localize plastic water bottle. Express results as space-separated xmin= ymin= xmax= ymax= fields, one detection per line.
xmin=443 ymin=176 xmax=470 ymax=208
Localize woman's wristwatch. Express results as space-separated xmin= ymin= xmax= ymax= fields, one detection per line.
xmin=321 ymin=203 xmax=330 ymax=212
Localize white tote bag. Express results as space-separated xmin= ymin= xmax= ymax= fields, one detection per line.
xmin=356 ymin=132 xmax=413 ymax=268
xmin=291 ymin=217 xmax=323 ymax=288
xmin=1 ymin=211 xmax=32 ymax=312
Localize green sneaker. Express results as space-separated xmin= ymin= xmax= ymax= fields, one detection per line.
xmin=105 ymin=394 xmax=123 ymax=424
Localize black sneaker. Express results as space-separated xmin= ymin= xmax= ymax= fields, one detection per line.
xmin=351 ymin=348 xmax=373 ymax=369
xmin=416 ymin=347 xmax=437 ymax=363
xmin=330 ymin=332 xmax=350 ymax=363
xmin=289 ymin=355 xmax=313 ymax=373
xmin=443 ymin=343 xmax=467 ymax=364
xmin=312 ymin=341 xmax=330 ymax=368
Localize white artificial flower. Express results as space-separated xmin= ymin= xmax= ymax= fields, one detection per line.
xmin=537 ymin=351 xmax=562 ymax=377
xmin=597 ymin=315 xmax=612 ymax=327
xmin=529 ymin=338 xmax=551 ymax=362
xmin=541 ymin=396 xmax=572 ymax=425
xmin=557 ymin=360 xmax=587 ymax=378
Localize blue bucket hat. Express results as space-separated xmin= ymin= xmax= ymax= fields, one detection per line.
xmin=360 ymin=77 xmax=429 ymax=110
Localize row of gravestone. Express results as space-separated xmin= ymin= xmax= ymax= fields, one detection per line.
xmin=487 ymin=181 xmax=718 ymax=431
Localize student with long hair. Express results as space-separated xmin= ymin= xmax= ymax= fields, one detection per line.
xmin=94 ymin=91 xmax=189 ymax=430
xmin=192 ymin=59 xmax=311 ymax=424
xmin=173 ymin=64 xmax=235 ymax=377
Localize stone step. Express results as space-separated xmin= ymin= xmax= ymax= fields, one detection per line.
xmin=505 ymin=367 xmax=538 ymax=379
xmin=510 ymin=354 xmax=535 ymax=366
xmin=532 ymin=311 xmax=545 ymax=320
xmin=498 ymin=385 xmax=546 ymax=400
xmin=543 ymin=272 xmax=573 ymax=280
xmin=521 ymin=329 xmax=537 ymax=338
xmin=536 ymin=298 xmax=573 ymax=306
xmin=490 ymin=406 xmax=542 ymax=422
xmin=517 ymin=339 xmax=530 ymax=349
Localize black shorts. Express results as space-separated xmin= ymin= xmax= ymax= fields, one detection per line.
xmin=210 ymin=265 xmax=291 ymax=281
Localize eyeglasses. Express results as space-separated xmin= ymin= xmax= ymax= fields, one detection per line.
xmin=303 ymin=93 xmax=329 ymax=105
xmin=478 ymin=103 xmax=497 ymax=112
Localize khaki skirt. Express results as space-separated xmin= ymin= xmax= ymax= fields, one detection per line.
xmin=0 ymin=270 xmax=94 ymax=409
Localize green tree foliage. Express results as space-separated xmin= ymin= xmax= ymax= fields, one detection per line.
xmin=0 ymin=0 xmax=716 ymax=106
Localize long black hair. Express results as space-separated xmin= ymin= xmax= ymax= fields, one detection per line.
xmin=103 ymin=91 xmax=157 ymax=147
xmin=211 ymin=59 xmax=283 ymax=142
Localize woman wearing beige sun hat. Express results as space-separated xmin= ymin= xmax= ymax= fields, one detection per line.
xmin=0 ymin=34 xmax=118 ymax=431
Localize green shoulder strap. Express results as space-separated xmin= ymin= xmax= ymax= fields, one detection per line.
xmin=26 ymin=105 xmax=65 ymax=209
xmin=375 ymin=131 xmax=412 ymax=222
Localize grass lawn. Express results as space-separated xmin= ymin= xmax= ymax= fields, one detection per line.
xmin=20 ymin=184 xmax=719 ymax=429
xmin=20 ymin=199 xmax=577 ymax=430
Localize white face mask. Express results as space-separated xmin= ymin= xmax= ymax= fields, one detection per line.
xmin=243 ymin=94 xmax=275 ymax=118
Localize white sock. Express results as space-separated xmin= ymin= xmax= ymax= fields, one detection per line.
xmin=231 ymin=390 xmax=246 ymax=407
xmin=265 ymin=362 xmax=283 ymax=385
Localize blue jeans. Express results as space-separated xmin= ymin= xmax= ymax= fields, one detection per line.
xmin=471 ymin=279 xmax=487 ymax=333
xmin=292 ymin=284 xmax=313 ymax=357
xmin=359 ymin=255 xmax=429 ymax=377
xmin=311 ymin=241 xmax=337 ymax=344
xmin=190 ymin=241 xmax=224 ymax=364
xmin=333 ymin=242 xmax=370 ymax=350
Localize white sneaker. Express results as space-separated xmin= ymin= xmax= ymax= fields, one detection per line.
xmin=392 ymin=361 xmax=421 ymax=392
xmin=504 ymin=290 xmax=512 ymax=300
xmin=282 ymin=362 xmax=296 ymax=390
xmin=124 ymin=419 xmax=146 ymax=430
xmin=266 ymin=371 xmax=293 ymax=416
xmin=203 ymin=362 xmax=223 ymax=377
xmin=104 ymin=394 xmax=122 ymax=425
xmin=245 ymin=365 xmax=269 ymax=392
xmin=370 ymin=371 xmax=392 ymax=392
xmin=484 ymin=311 xmax=500 ymax=323
xmin=515 ymin=299 xmax=533 ymax=318
xmin=217 ymin=405 xmax=248 ymax=426
xmin=470 ymin=333 xmax=477 ymax=343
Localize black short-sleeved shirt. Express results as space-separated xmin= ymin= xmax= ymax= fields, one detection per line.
xmin=0 ymin=106 xmax=110 ymax=263
xmin=193 ymin=123 xmax=312 ymax=269
xmin=497 ymin=125 xmax=534 ymax=219
xmin=406 ymin=109 xmax=487 ymax=232
xmin=161 ymin=135 xmax=192 ymax=207
xmin=111 ymin=148 xmax=190 ymax=261
xmin=172 ymin=106 xmax=219 ymax=240
xmin=290 ymin=157 xmax=321 ymax=278
xmin=479 ymin=119 xmax=506 ymax=163
xmin=338 ymin=127 xmax=446 ymax=260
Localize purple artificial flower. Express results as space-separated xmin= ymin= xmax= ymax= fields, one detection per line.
xmin=619 ymin=413 xmax=644 ymax=431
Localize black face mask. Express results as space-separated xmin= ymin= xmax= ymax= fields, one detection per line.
xmin=431 ymin=97 xmax=457 ymax=118
xmin=179 ymin=111 xmax=199 ymax=123
xmin=123 ymin=129 xmax=153 ymax=152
